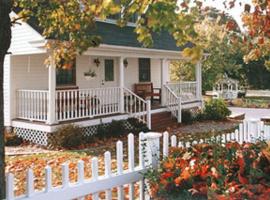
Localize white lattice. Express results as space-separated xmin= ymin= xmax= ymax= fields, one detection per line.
xmin=14 ymin=127 xmax=49 ymax=146
xmin=13 ymin=120 xmax=136 ymax=146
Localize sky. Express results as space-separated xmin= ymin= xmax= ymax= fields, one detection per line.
xmin=201 ymin=0 xmax=252 ymax=29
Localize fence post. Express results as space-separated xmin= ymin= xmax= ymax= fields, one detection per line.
xmin=177 ymin=97 xmax=182 ymax=123
xmin=163 ymin=131 xmax=169 ymax=158
xmin=143 ymin=132 xmax=162 ymax=169
xmin=146 ymin=100 xmax=151 ymax=130
xmin=248 ymin=119 xmax=260 ymax=141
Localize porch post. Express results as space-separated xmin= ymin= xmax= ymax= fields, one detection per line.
xmin=47 ymin=55 xmax=57 ymax=125
xmin=119 ymin=56 xmax=125 ymax=113
xmin=161 ymin=58 xmax=170 ymax=106
xmin=195 ymin=61 xmax=202 ymax=100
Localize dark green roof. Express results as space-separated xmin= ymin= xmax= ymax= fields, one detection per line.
xmin=94 ymin=21 xmax=191 ymax=51
xmin=14 ymin=4 xmax=191 ymax=52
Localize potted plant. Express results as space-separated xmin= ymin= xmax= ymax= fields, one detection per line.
xmin=84 ymin=69 xmax=97 ymax=80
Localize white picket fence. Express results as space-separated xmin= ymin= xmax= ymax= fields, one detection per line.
xmin=5 ymin=119 xmax=270 ymax=200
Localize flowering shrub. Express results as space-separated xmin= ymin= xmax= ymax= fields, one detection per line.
xmin=145 ymin=141 xmax=270 ymax=200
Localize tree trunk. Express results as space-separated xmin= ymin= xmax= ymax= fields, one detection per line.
xmin=0 ymin=0 xmax=12 ymax=199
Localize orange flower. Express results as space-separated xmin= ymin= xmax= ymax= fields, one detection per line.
xmin=211 ymin=182 xmax=218 ymax=190
xmin=160 ymin=178 xmax=168 ymax=186
xmin=163 ymin=159 xmax=174 ymax=170
xmin=200 ymin=164 xmax=209 ymax=178
xmin=175 ymin=159 xmax=187 ymax=169
xmin=181 ymin=167 xmax=191 ymax=180
xmin=174 ymin=177 xmax=182 ymax=186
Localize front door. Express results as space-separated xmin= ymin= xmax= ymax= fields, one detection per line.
xmin=100 ymin=58 xmax=117 ymax=87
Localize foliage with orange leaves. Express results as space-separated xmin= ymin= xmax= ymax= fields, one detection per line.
xmin=144 ymin=141 xmax=270 ymax=200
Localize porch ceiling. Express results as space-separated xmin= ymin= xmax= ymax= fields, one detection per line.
xmin=85 ymin=44 xmax=187 ymax=60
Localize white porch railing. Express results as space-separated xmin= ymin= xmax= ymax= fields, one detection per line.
xmin=16 ymin=90 xmax=48 ymax=122
xmin=16 ymin=87 xmax=151 ymax=128
xmin=167 ymin=81 xmax=197 ymax=102
xmin=163 ymin=85 xmax=181 ymax=123
xmin=5 ymin=120 xmax=270 ymax=200
xmin=55 ymin=87 xmax=120 ymax=121
xmin=124 ymin=88 xmax=151 ymax=129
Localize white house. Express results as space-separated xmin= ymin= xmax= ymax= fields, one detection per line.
xmin=4 ymin=12 xmax=203 ymax=145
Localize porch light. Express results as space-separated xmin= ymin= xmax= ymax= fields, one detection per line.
xmin=94 ymin=58 xmax=100 ymax=67
xmin=123 ymin=59 xmax=128 ymax=68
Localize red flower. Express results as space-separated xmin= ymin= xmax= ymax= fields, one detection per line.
xmin=161 ymin=172 xmax=174 ymax=179
xmin=238 ymin=172 xmax=249 ymax=184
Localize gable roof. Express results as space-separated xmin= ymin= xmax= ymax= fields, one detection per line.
xmin=14 ymin=7 xmax=191 ymax=52
xmin=93 ymin=21 xmax=192 ymax=51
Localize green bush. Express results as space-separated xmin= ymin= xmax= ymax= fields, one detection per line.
xmin=96 ymin=123 xmax=108 ymax=139
xmin=5 ymin=134 xmax=23 ymax=146
xmin=181 ymin=110 xmax=194 ymax=124
xmin=203 ymin=99 xmax=231 ymax=120
xmin=53 ymin=124 xmax=84 ymax=149
xmin=108 ymin=120 xmax=126 ymax=137
xmin=127 ymin=118 xmax=150 ymax=133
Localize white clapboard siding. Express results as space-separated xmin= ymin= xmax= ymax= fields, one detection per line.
xmin=9 ymin=12 xmax=45 ymax=55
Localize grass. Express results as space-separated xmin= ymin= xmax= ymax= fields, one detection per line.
xmin=228 ymin=97 xmax=270 ymax=109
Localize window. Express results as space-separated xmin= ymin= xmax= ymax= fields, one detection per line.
xmin=56 ymin=60 xmax=76 ymax=86
xmin=105 ymin=59 xmax=114 ymax=81
xmin=139 ymin=58 xmax=151 ymax=82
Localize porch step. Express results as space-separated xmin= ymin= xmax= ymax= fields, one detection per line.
xmin=151 ymin=112 xmax=179 ymax=131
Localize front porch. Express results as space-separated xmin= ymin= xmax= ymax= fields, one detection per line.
xmin=6 ymin=46 xmax=202 ymax=142
xmin=15 ymin=81 xmax=201 ymax=128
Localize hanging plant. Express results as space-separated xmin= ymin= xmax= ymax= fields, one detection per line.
xmin=84 ymin=69 xmax=97 ymax=80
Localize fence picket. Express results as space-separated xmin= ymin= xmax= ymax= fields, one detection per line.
xmin=91 ymin=158 xmax=99 ymax=200
xmin=163 ymin=132 xmax=169 ymax=158
xmin=6 ymin=173 xmax=14 ymax=200
xmin=128 ymin=134 xmax=135 ymax=200
xmin=62 ymin=164 xmax=69 ymax=189
xmin=105 ymin=151 xmax=112 ymax=200
xmin=45 ymin=166 xmax=52 ymax=192
xmin=78 ymin=161 xmax=84 ymax=184
xmin=139 ymin=132 xmax=145 ymax=200
xmin=117 ymin=141 xmax=124 ymax=200
xmin=171 ymin=135 xmax=177 ymax=147
xmin=26 ymin=169 xmax=34 ymax=197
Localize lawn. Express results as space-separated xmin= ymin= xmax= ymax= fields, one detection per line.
xmin=228 ymin=97 xmax=270 ymax=109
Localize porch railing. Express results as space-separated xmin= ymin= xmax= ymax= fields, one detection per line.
xmin=163 ymin=85 xmax=181 ymax=123
xmin=123 ymin=88 xmax=151 ymax=129
xmin=166 ymin=81 xmax=197 ymax=102
xmin=16 ymin=90 xmax=48 ymax=122
xmin=56 ymin=87 xmax=121 ymax=121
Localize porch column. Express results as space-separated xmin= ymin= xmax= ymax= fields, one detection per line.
xmin=161 ymin=58 xmax=170 ymax=106
xmin=195 ymin=61 xmax=202 ymax=100
xmin=47 ymin=56 xmax=57 ymax=124
xmin=119 ymin=56 xmax=125 ymax=113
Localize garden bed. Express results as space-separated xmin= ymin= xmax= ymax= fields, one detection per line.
xmin=145 ymin=141 xmax=270 ymax=200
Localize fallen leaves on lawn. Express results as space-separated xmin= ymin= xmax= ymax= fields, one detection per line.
xmin=5 ymin=151 xmax=139 ymax=199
